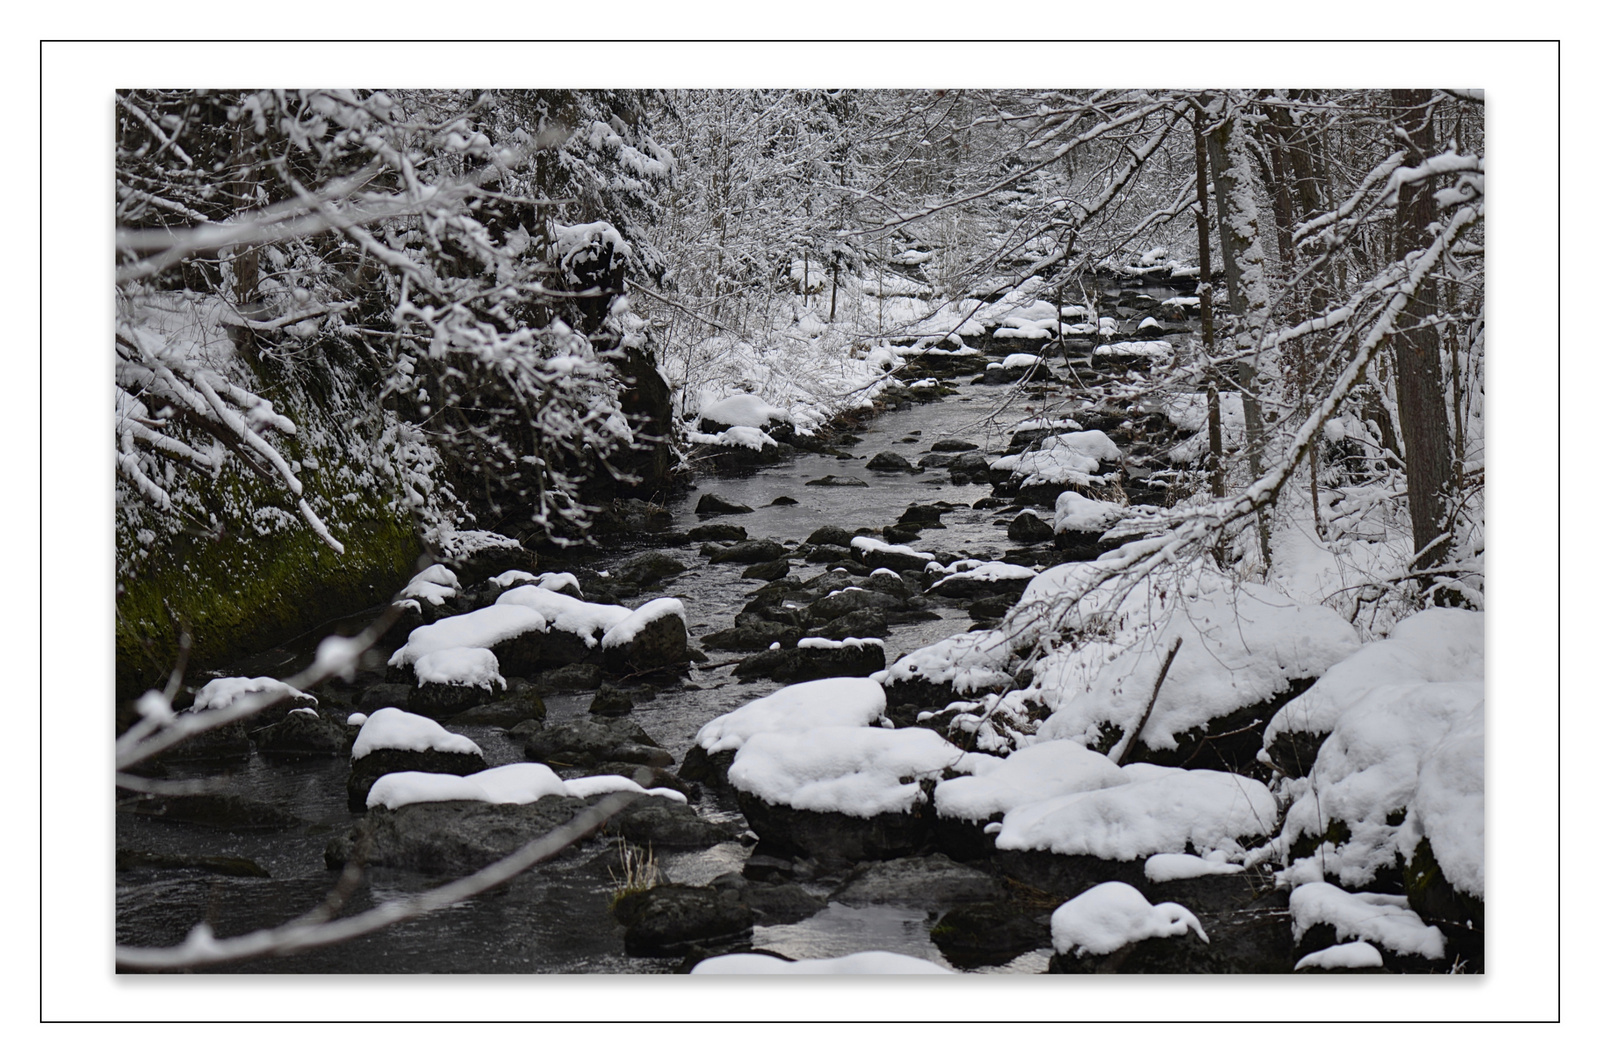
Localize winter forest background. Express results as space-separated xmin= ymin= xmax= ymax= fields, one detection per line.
xmin=40 ymin=40 xmax=1564 ymax=1024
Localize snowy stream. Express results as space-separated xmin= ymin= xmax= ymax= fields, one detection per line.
xmin=116 ymin=378 xmax=1071 ymax=973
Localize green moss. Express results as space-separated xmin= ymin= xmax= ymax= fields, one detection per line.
xmin=116 ymin=510 xmax=419 ymax=699
xmin=115 ymin=393 xmax=423 ymax=699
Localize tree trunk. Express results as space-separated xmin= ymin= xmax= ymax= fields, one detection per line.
xmin=1191 ymin=104 xmax=1224 ymax=499
xmin=1204 ymin=103 xmax=1272 ymax=563
xmin=1390 ymin=89 xmax=1456 ymax=575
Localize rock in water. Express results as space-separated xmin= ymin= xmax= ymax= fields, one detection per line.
xmin=1008 ymin=511 xmax=1054 ymax=543
xmin=696 ymin=493 xmax=753 ymax=516
xmin=866 ymin=451 xmax=915 ymax=472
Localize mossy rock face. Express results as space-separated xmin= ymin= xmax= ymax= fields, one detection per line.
xmin=116 ymin=427 xmax=422 ymax=702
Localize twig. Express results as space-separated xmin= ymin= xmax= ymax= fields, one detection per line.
xmin=1111 ymin=636 xmax=1182 ymax=766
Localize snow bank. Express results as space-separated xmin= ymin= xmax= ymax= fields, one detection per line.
xmin=388 ymin=603 xmax=546 ymax=668
xmin=351 ymin=707 xmax=483 ymax=761
xmin=1050 ymin=882 xmax=1207 ymax=957
xmin=699 ymin=393 xmax=792 ymax=429
xmin=412 ymin=647 xmax=505 ymax=691
xmin=995 ymin=766 xmax=1277 ymax=862
xmin=1031 ymin=569 xmax=1361 ymax=753
xmin=933 ymin=739 xmax=1126 ymax=823
xmin=685 ymin=426 xmax=782 ymax=451
xmin=366 ymin=762 xmax=686 ymax=810
xmin=695 ymin=677 xmax=887 ymax=755
xmin=729 ymin=725 xmax=968 ymax=818
xmin=690 ymin=951 xmax=951 ymax=975
xmin=1277 ymin=680 xmax=1483 ymax=891
xmin=192 ymin=676 xmax=315 ymax=713
xmin=1263 ymin=607 xmax=1484 ymax=749
xmin=1288 ymin=882 xmax=1445 ymax=959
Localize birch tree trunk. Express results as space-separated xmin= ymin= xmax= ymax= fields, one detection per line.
xmin=1204 ymin=100 xmax=1273 ymax=563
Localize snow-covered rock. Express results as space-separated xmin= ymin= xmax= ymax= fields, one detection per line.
xmin=1288 ymin=882 xmax=1445 ymax=961
xmin=1275 ymin=680 xmax=1483 ymax=894
xmin=1262 ymin=607 xmax=1484 ymax=774
xmin=1050 ymin=881 xmax=1208 ymax=956
xmin=1028 ymin=567 xmax=1361 ymax=767
xmin=365 ymin=762 xmax=686 ymax=810
xmin=995 ymin=764 xmax=1278 ymax=865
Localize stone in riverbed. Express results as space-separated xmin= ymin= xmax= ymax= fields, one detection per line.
xmin=768 ymin=496 xmax=799 ymax=506
xmin=805 ymin=525 xmax=856 ymax=547
xmin=609 ymin=551 xmax=688 ymax=588
xmin=326 ymin=793 xmax=591 ymax=874
xmin=255 ymin=709 xmax=347 ymax=757
xmin=829 ymin=853 xmax=1006 ymax=909
xmin=741 ymin=559 xmax=791 ymax=581
xmin=446 ymin=681 xmax=548 ymax=727
xmin=1008 ymin=511 xmax=1054 ymax=543
xmin=613 ymin=884 xmax=755 ymax=958
xmin=588 ymin=684 xmax=635 ymax=717
xmin=522 ymin=715 xmax=672 ymax=770
xmin=603 ymin=796 xmax=736 ymax=850
xmin=866 ymin=451 xmax=916 ymax=472
xmin=707 ymin=873 xmax=828 ymax=926
xmin=687 ymin=523 xmax=748 ymax=543
xmin=347 ymin=745 xmax=489 ymax=814
xmin=932 ymin=901 xmax=1054 ymax=970
xmin=695 ymin=493 xmax=753 ymax=516
xmin=732 ymin=637 xmax=887 ymax=683
xmin=805 ymin=475 xmax=869 ymax=488
xmin=931 ymin=439 xmax=979 ymax=453
xmin=128 ymin=791 xmax=302 ymax=831
xmin=709 ymin=539 xmax=788 ymax=565
xmin=946 ymin=452 xmax=994 ymax=486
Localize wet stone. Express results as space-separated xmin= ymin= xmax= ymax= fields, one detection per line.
xmin=866 ymin=451 xmax=916 ymax=472
xmin=687 ymin=523 xmax=748 ymax=543
xmin=695 ymin=493 xmax=753 ymax=516
xmin=741 ymin=559 xmax=791 ymax=581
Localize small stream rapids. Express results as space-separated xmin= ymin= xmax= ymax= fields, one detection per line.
xmin=116 ymin=363 xmax=1159 ymax=974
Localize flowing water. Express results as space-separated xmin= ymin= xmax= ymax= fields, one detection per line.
xmin=114 ymin=374 xmax=1078 ymax=974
